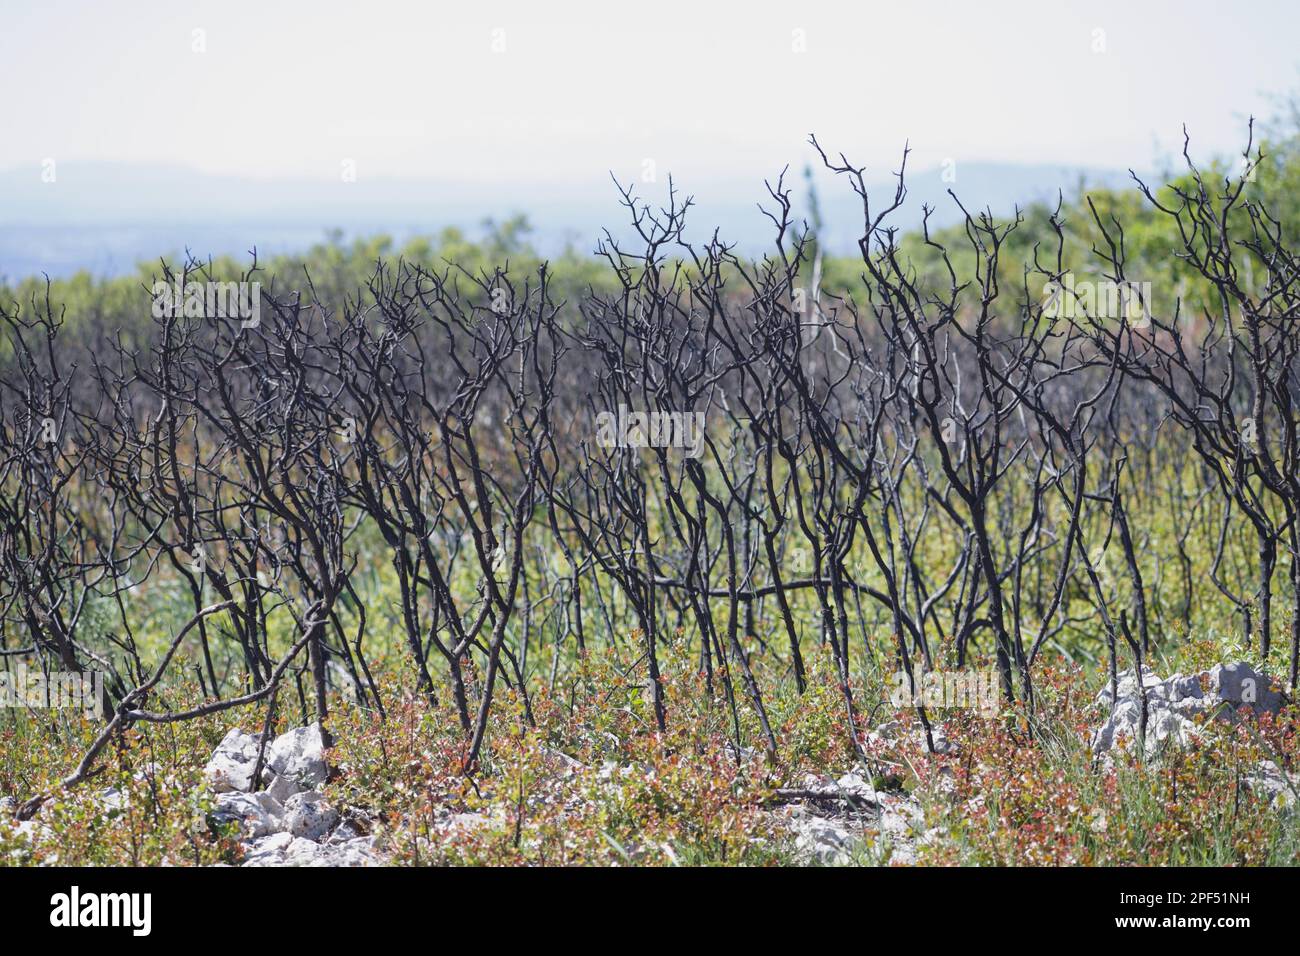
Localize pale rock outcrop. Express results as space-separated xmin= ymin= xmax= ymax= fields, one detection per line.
xmin=210 ymin=790 xmax=285 ymax=839
xmin=787 ymin=810 xmax=863 ymax=866
xmin=1247 ymin=761 xmax=1300 ymax=809
xmin=240 ymin=831 xmax=294 ymax=865
xmin=265 ymin=724 xmax=328 ymax=789
xmin=265 ymin=771 xmax=300 ymax=804
xmin=240 ymin=832 xmax=381 ymax=867
xmin=202 ymin=724 xmax=385 ymax=865
xmin=283 ymin=790 xmax=339 ymax=841
xmin=205 ymin=724 xmax=326 ymax=794
xmin=203 ymin=728 xmax=263 ymax=793
xmin=1091 ymin=662 xmax=1286 ymax=758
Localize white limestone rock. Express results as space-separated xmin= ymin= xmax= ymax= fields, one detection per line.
xmin=240 ymin=831 xmax=294 ymax=866
xmin=1092 ymin=662 xmax=1286 ymax=757
xmin=283 ymin=790 xmax=339 ymax=842
xmin=265 ymin=772 xmax=300 ymax=804
xmin=264 ymin=724 xmax=328 ymax=789
xmin=878 ymin=794 xmax=924 ymax=840
xmin=203 ymin=728 xmax=262 ymax=793
xmin=326 ymin=820 xmax=362 ymax=844
xmin=834 ymin=771 xmax=879 ymax=802
xmin=788 ymin=810 xmax=863 ymax=866
xmin=239 ymin=827 xmax=382 ymax=867
xmin=211 ymin=790 xmax=285 ymax=839
xmin=1210 ymin=662 xmax=1284 ymax=713
xmin=280 ymin=835 xmax=382 ymax=867
xmin=1246 ymin=760 xmax=1300 ymax=809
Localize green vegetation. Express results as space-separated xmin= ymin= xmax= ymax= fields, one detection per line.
xmin=4 ymin=109 xmax=1300 ymax=869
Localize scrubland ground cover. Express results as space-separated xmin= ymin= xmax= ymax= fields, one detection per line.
xmin=5 ymin=114 xmax=1300 ymax=866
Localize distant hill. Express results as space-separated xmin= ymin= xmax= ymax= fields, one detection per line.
xmin=0 ymin=161 xmax=1143 ymax=281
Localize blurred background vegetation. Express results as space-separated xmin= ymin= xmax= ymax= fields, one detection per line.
xmin=5 ymin=94 xmax=1299 ymax=358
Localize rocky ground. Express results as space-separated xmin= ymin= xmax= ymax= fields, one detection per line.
xmin=2 ymin=659 xmax=1294 ymax=866
xmin=773 ymin=660 xmax=1297 ymax=865
xmin=202 ymin=724 xmax=384 ymax=866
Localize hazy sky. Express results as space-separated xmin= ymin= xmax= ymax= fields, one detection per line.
xmin=3 ymin=0 xmax=1297 ymax=192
